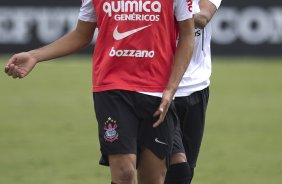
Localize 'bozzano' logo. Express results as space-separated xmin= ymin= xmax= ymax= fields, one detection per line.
xmin=109 ymin=47 xmax=155 ymax=58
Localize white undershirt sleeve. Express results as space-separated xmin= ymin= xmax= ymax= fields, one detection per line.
xmin=209 ymin=0 xmax=222 ymax=9
xmin=174 ymin=0 xmax=194 ymax=21
xmin=193 ymin=0 xmax=201 ymax=15
xmin=78 ymin=0 xmax=97 ymax=22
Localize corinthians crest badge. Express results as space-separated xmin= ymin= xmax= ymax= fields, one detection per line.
xmin=104 ymin=117 xmax=119 ymax=143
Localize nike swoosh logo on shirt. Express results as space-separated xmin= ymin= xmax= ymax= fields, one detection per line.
xmin=113 ymin=25 xmax=152 ymax=40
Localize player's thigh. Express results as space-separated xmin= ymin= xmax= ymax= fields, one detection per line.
xmin=137 ymin=148 xmax=166 ymax=184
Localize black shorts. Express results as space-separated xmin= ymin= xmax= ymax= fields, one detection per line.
xmin=93 ymin=90 xmax=179 ymax=166
xmin=172 ymin=87 xmax=209 ymax=168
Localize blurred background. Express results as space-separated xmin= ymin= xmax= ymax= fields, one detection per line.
xmin=0 ymin=0 xmax=282 ymax=184
xmin=1 ymin=0 xmax=281 ymax=55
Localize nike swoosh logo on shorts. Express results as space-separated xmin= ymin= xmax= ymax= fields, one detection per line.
xmin=113 ymin=25 xmax=152 ymax=40
xmin=154 ymin=138 xmax=167 ymax=145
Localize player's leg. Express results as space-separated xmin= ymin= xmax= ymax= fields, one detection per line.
xmin=93 ymin=90 xmax=140 ymax=183
xmin=165 ymin=154 xmax=192 ymax=184
xmin=165 ymin=122 xmax=192 ymax=184
xmin=175 ymin=87 xmax=209 ymax=182
xmin=109 ymin=154 xmax=137 ymax=184
xmin=137 ymin=148 xmax=167 ymax=184
xmin=135 ymin=93 xmax=178 ymax=184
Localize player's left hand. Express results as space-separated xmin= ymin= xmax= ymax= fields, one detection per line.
xmin=153 ymin=89 xmax=173 ymax=127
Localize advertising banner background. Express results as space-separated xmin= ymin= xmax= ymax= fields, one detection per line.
xmin=212 ymin=0 xmax=282 ymax=56
xmin=0 ymin=0 xmax=282 ymax=55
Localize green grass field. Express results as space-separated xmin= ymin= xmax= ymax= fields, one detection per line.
xmin=1 ymin=55 xmax=282 ymax=184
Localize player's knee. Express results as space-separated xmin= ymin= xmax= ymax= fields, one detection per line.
xmin=170 ymin=152 xmax=187 ymax=165
xmin=116 ymin=166 xmax=136 ymax=183
xmin=165 ymin=162 xmax=192 ymax=184
xmin=109 ymin=154 xmax=136 ymax=183
xmin=120 ymin=168 xmax=135 ymax=182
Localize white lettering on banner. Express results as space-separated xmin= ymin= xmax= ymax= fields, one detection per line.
xmin=1 ymin=6 xmax=281 ymax=46
xmin=103 ymin=1 xmax=161 ymax=21
xmin=238 ymin=7 xmax=271 ymax=44
xmin=269 ymin=8 xmax=282 ymax=44
xmin=212 ymin=8 xmax=237 ymax=44
xmin=109 ymin=47 xmax=155 ymax=58
xmin=36 ymin=9 xmax=78 ymax=43
xmin=0 ymin=7 xmax=78 ymax=44
xmin=0 ymin=9 xmax=32 ymax=44
xmin=212 ymin=7 xmax=282 ymax=45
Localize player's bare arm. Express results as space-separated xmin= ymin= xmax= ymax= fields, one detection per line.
xmin=4 ymin=20 xmax=96 ymax=79
xmin=153 ymin=18 xmax=195 ymax=127
xmin=194 ymin=0 xmax=217 ymax=29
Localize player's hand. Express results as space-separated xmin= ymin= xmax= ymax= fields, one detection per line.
xmin=153 ymin=89 xmax=174 ymax=127
xmin=4 ymin=52 xmax=38 ymax=79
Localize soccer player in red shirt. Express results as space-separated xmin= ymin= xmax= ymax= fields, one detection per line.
xmin=4 ymin=0 xmax=195 ymax=183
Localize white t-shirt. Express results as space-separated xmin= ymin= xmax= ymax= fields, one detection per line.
xmin=210 ymin=0 xmax=221 ymax=9
xmin=175 ymin=0 xmax=222 ymax=97
xmin=79 ymin=0 xmax=193 ymax=23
